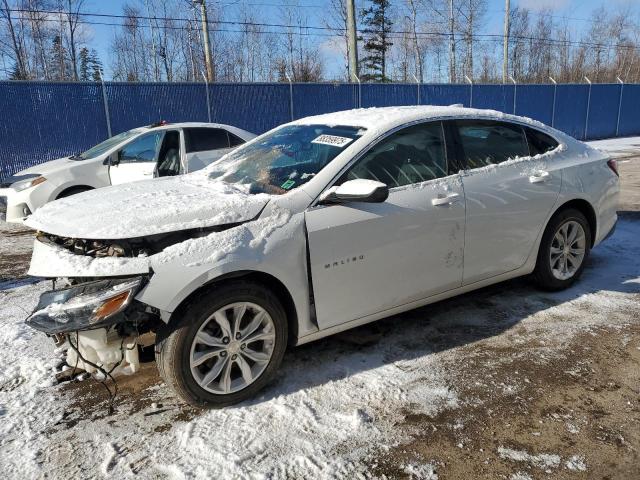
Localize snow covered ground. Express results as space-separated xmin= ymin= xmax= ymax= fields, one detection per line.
xmin=0 ymin=133 xmax=638 ymax=479
xmin=0 ymin=214 xmax=638 ymax=478
xmin=587 ymin=136 xmax=640 ymax=158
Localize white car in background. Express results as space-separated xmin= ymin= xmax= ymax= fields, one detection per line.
xmin=24 ymin=106 xmax=619 ymax=407
xmin=0 ymin=122 xmax=255 ymax=223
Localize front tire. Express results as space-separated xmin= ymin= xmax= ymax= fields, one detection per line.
xmin=532 ymin=208 xmax=591 ymax=291
xmin=155 ymin=282 xmax=288 ymax=407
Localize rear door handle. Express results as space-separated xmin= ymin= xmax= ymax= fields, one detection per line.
xmin=529 ymin=170 xmax=550 ymax=183
xmin=431 ymin=192 xmax=461 ymax=206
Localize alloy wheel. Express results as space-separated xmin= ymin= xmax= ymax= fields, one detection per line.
xmin=189 ymin=302 xmax=276 ymax=394
xmin=549 ymin=220 xmax=586 ymax=281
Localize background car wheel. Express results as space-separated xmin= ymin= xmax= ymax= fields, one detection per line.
xmin=155 ymin=281 xmax=288 ymax=408
xmin=532 ymin=208 xmax=591 ymax=291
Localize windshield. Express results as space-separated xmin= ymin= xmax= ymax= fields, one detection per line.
xmin=206 ymin=124 xmax=365 ymax=194
xmin=73 ymin=128 xmax=146 ymax=160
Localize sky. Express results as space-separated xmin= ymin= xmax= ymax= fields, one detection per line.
xmin=80 ymin=0 xmax=639 ymax=79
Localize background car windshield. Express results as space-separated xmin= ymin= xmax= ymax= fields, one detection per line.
xmin=76 ymin=128 xmax=146 ymax=160
xmin=207 ymin=124 xmax=365 ymax=194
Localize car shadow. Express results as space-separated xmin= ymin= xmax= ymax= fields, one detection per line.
xmin=240 ymin=213 xmax=640 ymax=407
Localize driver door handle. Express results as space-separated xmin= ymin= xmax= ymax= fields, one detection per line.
xmin=431 ymin=192 xmax=461 ymax=206
xmin=529 ymin=170 xmax=550 ymax=183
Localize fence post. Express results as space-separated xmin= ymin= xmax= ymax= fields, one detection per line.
xmin=464 ymin=75 xmax=473 ymax=107
xmin=201 ymin=71 xmax=212 ymax=123
xmin=412 ymin=74 xmax=420 ymax=105
xmin=508 ymin=75 xmax=516 ymax=114
xmin=98 ymin=71 xmax=112 ymax=138
xmin=352 ymin=73 xmax=361 ymax=108
xmin=549 ymin=76 xmax=557 ymax=128
xmin=285 ymin=72 xmax=294 ymax=121
xmin=616 ymin=76 xmax=624 ymax=137
xmin=584 ymin=76 xmax=592 ymax=140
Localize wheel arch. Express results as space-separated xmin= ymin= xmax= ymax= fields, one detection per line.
xmin=165 ymin=270 xmax=299 ymax=346
xmin=55 ymin=185 xmax=94 ymax=199
xmin=548 ymin=198 xmax=597 ymax=247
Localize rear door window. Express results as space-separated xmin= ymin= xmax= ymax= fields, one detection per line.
xmin=184 ymin=128 xmax=229 ymax=152
xmin=525 ymin=127 xmax=559 ymax=156
xmin=455 ymin=120 xmax=529 ymax=169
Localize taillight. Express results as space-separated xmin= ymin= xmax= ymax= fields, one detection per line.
xmin=607 ymin=158 xmax=619 ymax=177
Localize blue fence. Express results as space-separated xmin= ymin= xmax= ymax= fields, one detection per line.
xmin=1 ymin=80 xmax=639 ymax=180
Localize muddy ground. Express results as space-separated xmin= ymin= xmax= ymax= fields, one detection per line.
xmin=0 ymin=156 xmax=639 ymax=479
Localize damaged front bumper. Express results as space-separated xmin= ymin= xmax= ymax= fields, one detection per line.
xmin=26 ymin=277 xmax=147 ymax=334
xmin=26 ymin=276 xmax=160 ymax=377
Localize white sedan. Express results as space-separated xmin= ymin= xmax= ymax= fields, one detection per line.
xmin=0 ymin=122 xmax=255 ymax=223
xmin=25 ymin=106 xmax=619 ymax=407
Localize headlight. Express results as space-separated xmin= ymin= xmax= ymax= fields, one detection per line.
xmin=26 ymin=277 xmax=145 ymax=334
xmin=13 ymin=176 xmax=47 ymax=191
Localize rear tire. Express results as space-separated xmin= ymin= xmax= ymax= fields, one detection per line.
xmin=155 ymin=281 xmax=288 ymax=408
xmin=532 ymin=208 xmax=591 ymax=291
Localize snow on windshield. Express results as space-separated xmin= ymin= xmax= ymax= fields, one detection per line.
xmin=202 ymin=124 xmax=366 ymax=195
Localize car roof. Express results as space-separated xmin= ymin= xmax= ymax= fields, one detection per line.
xmin=290 ymin=105 xmax=554 ymax=136
xmin=147 ymin=122 xmax=236 ymax=130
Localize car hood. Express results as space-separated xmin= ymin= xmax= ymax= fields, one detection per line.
xmin=16 ymin=156 xmax=78 ymax=177
xmin=25 ymin=175 xmax=271 ymax=239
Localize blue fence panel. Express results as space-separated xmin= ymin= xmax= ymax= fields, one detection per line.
xmin=292 ymin=83 xmax=357 ymax=119
xmin=618 ymin=84 xmax=640 ymax=137
xmin=361 ymin=84 xmax=419 ymax=107
xmin=421 ymin=84 xmax=470 ymax=107
xmin=2 ymin=81 xmax=640 ymax=181
xmin=0 ymin=81 xmax=107 ymax=179
xmin=553 ymin=84 xmax=589 ymax=140
xmin=209 ymin=83 xmax=290 ymax=134
xmin=471 ymin=84 xmax=514 ymax=114
xmin=587 ymin=84 xmax=620 ymax=139
xmin=106 ymin=82 xmax=209 ymax=134
xmin=514 ymin=84 xmax=554 ymax=125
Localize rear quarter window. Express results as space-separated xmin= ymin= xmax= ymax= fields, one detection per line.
xmin=184 ymin=128 xmax=229 ymax=153
xmin=525 ymin=127 xmax=559 ymax=156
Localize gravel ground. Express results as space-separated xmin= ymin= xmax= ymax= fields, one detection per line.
xmin=0 ymin=146 xmax=638 ymax=479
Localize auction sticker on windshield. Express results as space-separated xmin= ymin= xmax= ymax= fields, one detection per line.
xmin=311 ymin=135 xmax=354 ymax=148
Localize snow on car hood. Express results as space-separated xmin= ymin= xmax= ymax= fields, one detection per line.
xmin=25 ymin=175 xmax=271 ymax=239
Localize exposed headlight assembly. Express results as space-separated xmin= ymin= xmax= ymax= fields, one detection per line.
xmin=26 ymin=277 xmax=145 ymax=334
xmin=12 ymin=176 xmax=46 ymax=192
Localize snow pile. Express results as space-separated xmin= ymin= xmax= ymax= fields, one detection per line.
xmin=26 ymin=174 xmax=270 ymax=239
xmin=565 ymin=455 xmax=587 ymax=471
xmin=498 ymin=446 xmax=561 ymax=469
xmin=587 ymin=136 xmax=640 ymax=158
xmin=403 ymin=462 xmax=439 ymax=479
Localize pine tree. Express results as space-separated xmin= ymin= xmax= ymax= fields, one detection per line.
xmin=50 ymin=35 xmax=68 ymax=80
xmin=79 ymin=47 xmax=90 ymax=81
xmin=89 ymin=50 xmax=104 ymax=81
xmin=360 ymin=0 xmax=393 ymax=82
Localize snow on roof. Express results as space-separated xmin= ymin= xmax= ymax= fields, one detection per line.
xmin=291 ymin=105 xmax=550 ymax=135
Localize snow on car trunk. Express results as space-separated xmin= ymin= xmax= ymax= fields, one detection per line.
xmin=25 ymin=174 xmax=271 ymax=239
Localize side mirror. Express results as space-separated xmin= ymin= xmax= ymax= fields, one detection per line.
xmin=319 ymin=179 xmax=389 ymax=205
